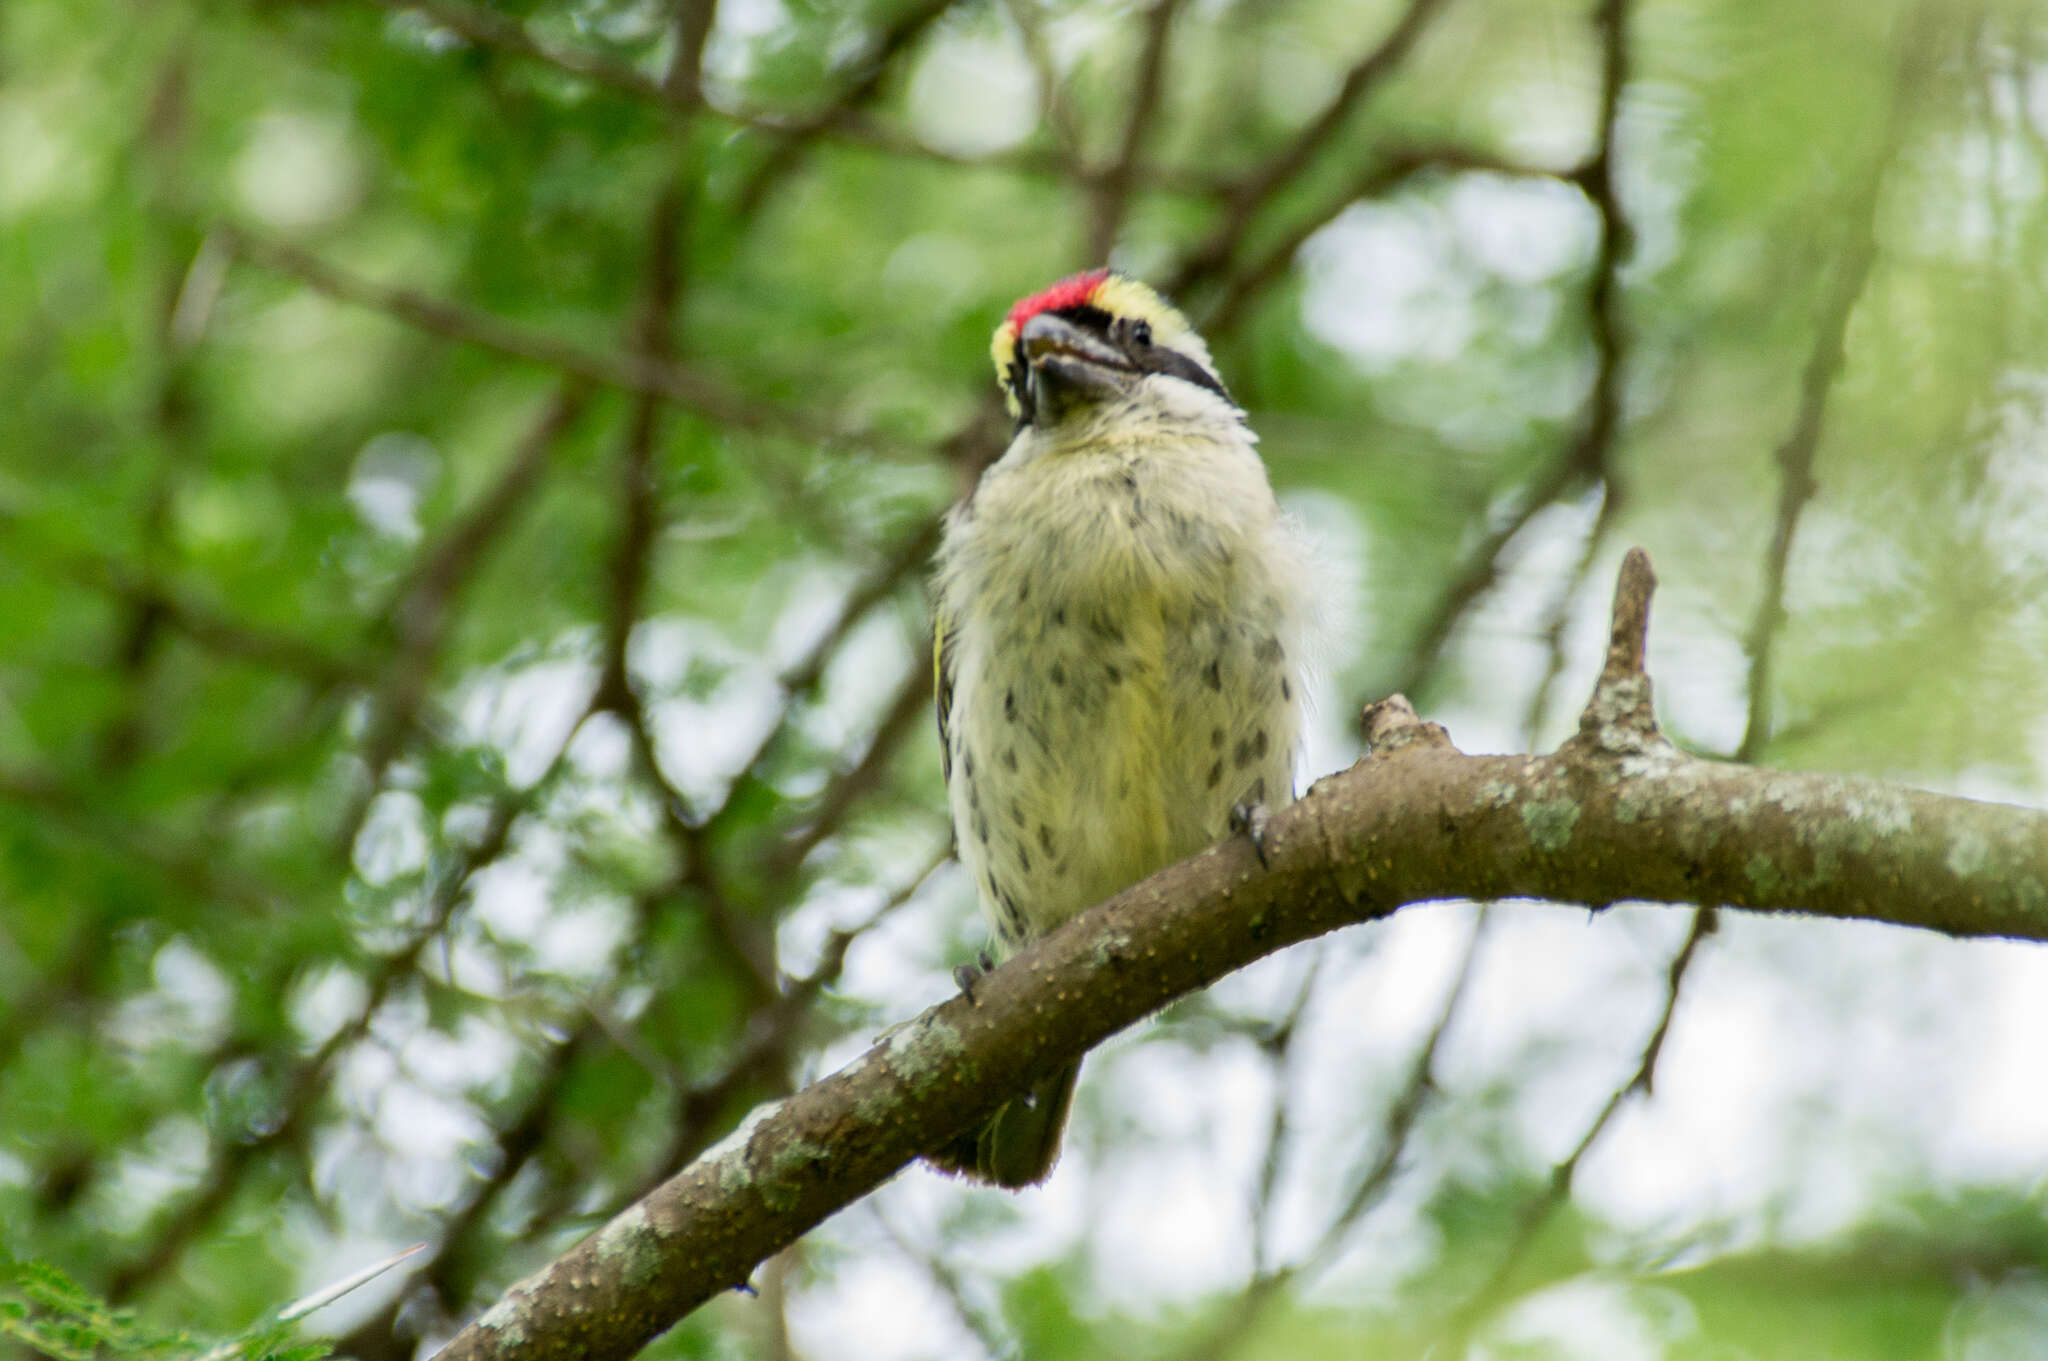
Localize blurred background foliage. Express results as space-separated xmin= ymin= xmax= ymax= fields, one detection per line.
xmin=4 ymin=0 xmax=2048 ymax=1357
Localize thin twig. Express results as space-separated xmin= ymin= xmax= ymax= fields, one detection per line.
xmin=1737 ymin=7 xmax=1933 ymax=762
xmin=106 ymin=721 xmax=586 ymax=1301
xmin=369 ymin=0 xmax=677 ymax=109
xmin=1001 ymin=0 xmax=1083 ymax=169
xmin=1432 ymin=905 xmax=1715 ymax=1353
xmin=333 ymin=384 xmax=589 ymax=859
xmin=763 ymin=659 xmax=936 ymax=884
xmin=333 ymin=802 xmax=921 ymax=1361
xmin=1304 ymin=912 xmax=1489 ymax=1271
xmin=1195 ymin=147 xmax=1573 ymax=343
xmin=1085 ymin=0 xmax=1187 ymax=263
xmin=1245 ymin=952 xmax=1327 ymax=1278
xmin=1177 ymin=909 xmax=1491 ymax=1361
xmin=636 ymin=846 xmax=951 ymax=1187
xmin=870 ymin=1205 xmax=1012 ymax=1360
xmin=226 ymin=228 xmax=835 ymax=440
xmin=367 ymin=0 xmax=1224 ymax=191
xmin=1389 ymin=453 xmax=1585 ymax=701
xmin=1386 ymin=0 xmax=1636 ymax=702
xmin=52 ymin=547 xmax=366 ymax=687
xmin=333 ymin=1016 xmax=603 ymax=1361
xmin=730 ymin=0 xmax=960 ymax=221
xmin=597 ymin=170 xmax=695 ymax=820
xmin=1168 ymin=0 xmax=1454 ymax=298
xmin=0 ymin=766 xmax=285 ymax=917
xmin=99 ymin=56 xmax=199 ymax=773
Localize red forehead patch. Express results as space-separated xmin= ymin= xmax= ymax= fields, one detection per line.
xmin=1004 ymin=269 xmax=1110 ymax=334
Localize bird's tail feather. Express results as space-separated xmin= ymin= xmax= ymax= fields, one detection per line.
xmin=923 ymin=1062 xmax=1081 ymax=1189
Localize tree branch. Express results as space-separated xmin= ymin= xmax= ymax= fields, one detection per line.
xmin=434 ymin=548 xmax=2048 ymax=1361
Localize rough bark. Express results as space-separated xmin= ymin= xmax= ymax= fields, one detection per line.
xmin=433 ymin=550 xmax=2048 ymax=1361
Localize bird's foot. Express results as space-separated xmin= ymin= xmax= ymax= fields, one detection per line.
xmin=1230 ymin=801 xmax=1272 ymax=868
xmin=952 ymin=950 xmax=995 ymax=1004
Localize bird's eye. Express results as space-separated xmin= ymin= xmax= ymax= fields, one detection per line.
xmin=1129 ymin=320 xmax=1153 ymax=348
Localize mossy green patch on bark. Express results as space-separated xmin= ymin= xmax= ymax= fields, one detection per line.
xmin=1521 ymin=797 xmax=1580 ymax=852
xmin=593 ymin=1203 xmax=664 ymax=1291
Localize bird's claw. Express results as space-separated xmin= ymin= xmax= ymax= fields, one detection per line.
xmin=1230 ymin=801 xmax=1271 ymax=868
xmin=952 ymin=950 xmax=995 ymax=1004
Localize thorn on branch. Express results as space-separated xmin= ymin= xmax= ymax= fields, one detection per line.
xmin=1604 ymin=546 xmax=1656 ymax=679
xmin=1574 ymin=547 xmax=1663 ymax=753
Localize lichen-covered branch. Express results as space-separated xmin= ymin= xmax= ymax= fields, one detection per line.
xmin=433 ymin=548 xmax=2048 ymax=1361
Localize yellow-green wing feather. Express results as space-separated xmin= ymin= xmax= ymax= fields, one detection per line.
xmin=934 ymin=613 xmax=957 ymax=784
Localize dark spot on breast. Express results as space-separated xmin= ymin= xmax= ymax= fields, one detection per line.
xmin=1003 ymin=746 xmax=1018 ymax=772
xmin=1010 ymin=801 xmax=1026 ymax=828
xmin=1017 ymin=844 xmax=1032 ymax=872
xmin=1089 ymin=613 xmax=1122 ymax=644
xmin=1018 ymin=580 xmax=1030 ymax=602
xmin=974 ymin=812 xmax=990 ymax=844
xmin=1204 ymin=659 xmax=1222 ymax=691
xmin=1281 ymin=677 xmax=1292 ymax=701
xmin=1256 ymin=635 xmax=1284 ymax=665
xmin=1234 ymin=728 xmax=1269 ymax=769
xmin=1004 ymin=689 xmax=1017 ymax=722
xmin=1206 ymin=759 xmax=1222 ymax=789
xmin=1052 ymin=606 xmax=1067 ymax=627
xmin=962 ymin=752 xmax=975 ymax=780
xmin=1038 ymin=823 xmax=1056 ymax=856
xmin=1049 ymin=662 xmax=1067 ymax=687
xmin=1210 ymin=726 xmax=1225 ymax=749
xmin=1104 ymin=662 xmax=1122 ymax=684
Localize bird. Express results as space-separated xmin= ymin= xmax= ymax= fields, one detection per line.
xmin=925 ymin=269 xmax=1312 ymax=1187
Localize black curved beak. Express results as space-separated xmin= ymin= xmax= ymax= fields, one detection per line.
xmin=1019 ymin=311 xmax=1134 ymax=424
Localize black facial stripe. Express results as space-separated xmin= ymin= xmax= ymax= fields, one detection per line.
xmin=1135 ymin=344 xmax=1230 ymax=402
xmin=1053 ymin=302 xmax=1114 ymax=332
xmin=1053 ymin=302 xmax=1228 ymax=398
